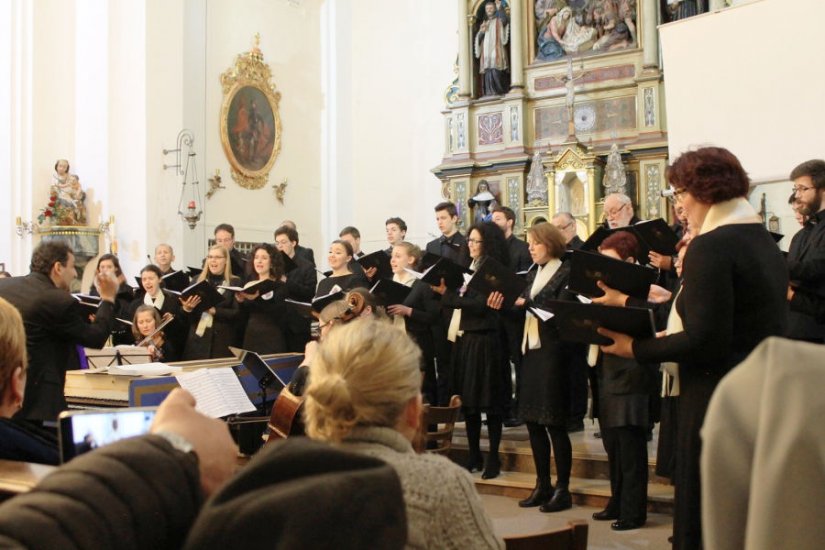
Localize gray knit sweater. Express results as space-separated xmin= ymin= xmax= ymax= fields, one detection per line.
xmin=341 ymin=426 xmax=504 ymax=550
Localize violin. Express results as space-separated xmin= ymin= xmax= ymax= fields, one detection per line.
xmin=264 ymin=291 xmax=367 ymax=444
xmin=137 ymin=315 xmax=175 ymax=361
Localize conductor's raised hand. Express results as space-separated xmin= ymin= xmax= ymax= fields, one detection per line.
xmin=151 ymin=389 xmax=238 ymax=497
xmin=597 ymin=327 xmax=635 ymax=358
xmin=95 ymin=271 xmax=119 ymax=303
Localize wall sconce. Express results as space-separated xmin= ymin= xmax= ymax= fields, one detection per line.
xmin=163 ymin=129 xmax=203 ymax=230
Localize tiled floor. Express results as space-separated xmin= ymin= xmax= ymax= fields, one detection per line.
xmin=482 ymin=493 xmax=674 ymax=549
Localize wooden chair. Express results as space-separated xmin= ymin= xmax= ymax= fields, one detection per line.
xmin=422 ymin=394 xmax=462 ymax=455
xmin=503 ymin=520 xmax=588 ymax=550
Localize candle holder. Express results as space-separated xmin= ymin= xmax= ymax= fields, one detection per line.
xmin=164 ymin=129 xmax=203 ymax=230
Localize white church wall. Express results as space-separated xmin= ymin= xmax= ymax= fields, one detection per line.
xmin=660 ymin=0 xmax=824 ymax=248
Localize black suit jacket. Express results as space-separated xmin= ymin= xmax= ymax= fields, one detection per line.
xmin=506 ymin=235 xmax=532 ymax=272
xmin=786 ymin=210 xmax=825 ymax=340
xmin=567 ymin=235 xmax=584 ymax=250
xmin=294 ymin=245 xmax=316 ymax=267
xmin=425 ymin=232 xmax=470 ymax=268
xmin=0 ymin=273 xmax=115 ymax=421
xmin=229 ymin=248 xmax=248 ymax=279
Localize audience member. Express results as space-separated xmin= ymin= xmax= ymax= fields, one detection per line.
xmin=0 ymin=297 xmax=58 ymax=464
xmin=0 ymin=241 xmax=117 ymax=423
xmin=304 ymin=318 xmax=503 ymax=549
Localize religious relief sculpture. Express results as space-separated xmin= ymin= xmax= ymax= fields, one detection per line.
xmin=602 ymin=143 xmax=628 ymax=195
xmin=475 ymin=1 xmax=510 ymax=97
xmin=468 ymin=180 xmax=500 ymax=223
xmin=534 ymin=0 xmax=637 ymax=62
xmin=39 ymin=159 xmax=87 ymax=225
xmin=526 ymin=151 xmax=549 ymax=206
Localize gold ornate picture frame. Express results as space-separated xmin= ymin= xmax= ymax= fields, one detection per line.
xmin=220 ymin=36 xmax=282 ymax=190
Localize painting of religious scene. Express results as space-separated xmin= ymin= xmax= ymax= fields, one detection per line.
xmin=534 ymin=0 xmax=637 ymax=63
xmin=224 ymin=84 xmax=278 ymax=173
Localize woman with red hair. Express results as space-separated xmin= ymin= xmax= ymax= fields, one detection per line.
xmin=598 ymin=147 xmax=788 ymax=548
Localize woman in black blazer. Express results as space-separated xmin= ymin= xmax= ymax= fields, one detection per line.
xmin=435 ymin=222 xmax=509 ymax=480
xmin=600 ymin=147 xmax=789 ymax=548
xmin=89 ymin=254 xmax=134 ymax=345
xmin=489 ymin=222 xmax=583 ymax=512
xmin=128 ymin=264 xmax=188 ymax=354
xmin=182 ymin=245 xmax=241 ymax=360
xmin=385 ymin=242 xmax=439 ymax=405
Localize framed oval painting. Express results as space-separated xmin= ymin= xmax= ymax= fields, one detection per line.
xmin=220 ymin=46 xmax=282 ymax=190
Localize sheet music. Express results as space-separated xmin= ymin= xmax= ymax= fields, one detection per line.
xmin=403 ymin=267 xmax=424 ymax=279
xmin=576 ymin=294 xmax=593 ymax=304
xmin=175 ymin=368 xmax=257 ymax=418
xmin=108 ymin=362 xmax=182 ymax=376
xmin=529 ymin=307 xmax=555 ymax=322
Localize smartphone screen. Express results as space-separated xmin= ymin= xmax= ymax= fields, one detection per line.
xmin=58 ymin=407 xmax=157 ymax=463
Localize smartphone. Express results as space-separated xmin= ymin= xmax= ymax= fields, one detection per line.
xmin=58 ymin=407 xmax=158 ymax=463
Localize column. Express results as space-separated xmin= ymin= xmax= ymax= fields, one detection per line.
xmin=709 ymin=0 xmax=727 ymax=11
xmin=509 ymin=0 xmax=523 ymax=89
xmin=457 ymin=0 xmax=470 ymax=98
xmin=641 ymin=0 xmax=658 ymax=70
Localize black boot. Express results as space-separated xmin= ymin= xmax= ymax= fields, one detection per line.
xmin=518 ymin=478 xmax=553 ymax=508
xmin=539 ymin=487 xmax=572 ymax=513
xmin=465 ymin=452 xmax=484 ymax=473
xmin=481 ymin=453 xmax=501 ymax=480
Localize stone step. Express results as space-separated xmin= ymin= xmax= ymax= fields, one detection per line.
xmin=470 ymin=470 xmax=674 ymax=515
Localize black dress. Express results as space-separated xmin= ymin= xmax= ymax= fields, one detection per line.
xmin=518 ymin=262 xmax=581 ymax=427
xmin=441 ymin=284 xmax=506 ymax=415
xmin=399 ymin=279 xmax=439 ymax=404
xmin=182 ymin=275 xmax=242 ymax=360
xmin=240 ymin=280 xmax=289 ymax=355
xmin=634 ymin=223 xmax=788 ymax=549
xmin=314 ymin=272 xmax=369 ymax=298
xmin=126 ymin=290 xmax=188 ymax=358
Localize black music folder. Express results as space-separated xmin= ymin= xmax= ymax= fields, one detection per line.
xmin=370 ymin=279 xmax=412 ymax=306
xmin=219 ymin=278 xmax=279 ymax=298
xmin=357 ymin=250 xmax=393 ymax=280
xmin=416 ymin=253 xmax=473 ymax=291
xmin=187 ymin=265 xmax=204 ymax=278
xmin=72 ymin=294 xmax=101 ymax=319
xmin=568 ymin=249 xmax=658 ymax=300
xmin=180 ymin=279 xmax=224 ymax=310
xmin=161 ymin=269 xmax=191 ymax=291
xmin=582 ymin=219 xmax=680 ymax=259
xmin=546 ymin=300 xmax=656 ymax=346
xmin=285 ymin=288 xmax=345 ymax=317
xmin=467 ymin=257 xmax=528 ymax=308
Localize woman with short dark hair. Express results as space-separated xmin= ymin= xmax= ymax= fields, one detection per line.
xmin=599 ymin=146 xmax=789 ymax=548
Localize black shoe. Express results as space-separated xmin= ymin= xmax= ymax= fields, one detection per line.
xmin=465 ymin=454 xmax=484 ymax=473
xmin=610 ymin=519 xmax=645 ymax=531
xmin=566 ymin=419 xmax=584 ymax=433
xmin=592 ymin=509 xmax=619 ymax=521
xmin=481 ymin=455 xmax=501 ymax=479
xmin=518 ymin=479 xmax=553 ymax=508
xmin=539 ymin=488 xmax=572 ymax=513
xmin=593 ymin=431 xmax=602 ymax=439
xmin=503 ymin=417 xmax=524 ymax=428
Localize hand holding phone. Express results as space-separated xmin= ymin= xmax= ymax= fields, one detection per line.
xmin=151 ymin=389 xmax=239 ymax=497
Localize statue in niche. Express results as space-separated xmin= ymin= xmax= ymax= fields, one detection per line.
xmin=475 ymin=0 xmax=510 ymax=97
xmin=468 ymin=180 xmax=500 ymax=223
xmin=526 ymin=151 xmax=549 ymax=206
xmin=603 ymin=143 xmax=628 ymax=195
xmin=41 ymin=159 xmax=87 ymax=226
xmin=665 ymin=0 xmax=707 ymax=22
xmin=534 ymin=1 xmax=637 ymax=61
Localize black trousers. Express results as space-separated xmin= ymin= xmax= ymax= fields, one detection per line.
xmin=601 ymin=425 xmax=648 ymax=523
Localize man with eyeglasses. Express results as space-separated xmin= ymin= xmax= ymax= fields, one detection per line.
xmin=552 ymin=212 xmax=584 ymax=250
xmin=785 ymin=159 xmax=825 ymax=342
xmin=602 ymin=193 xmax=640 ymax=230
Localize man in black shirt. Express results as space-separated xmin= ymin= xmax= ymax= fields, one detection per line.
xmin=552 ymin=211 xmax=583 ymax=249
xmin=786 ymin=159 xmax=825 ymax=342
xmin=214 ymin=223 xmax=247 ymax=278
xmin=281 ymin=220 xmax=315 ymax=266
xmin=274 ymin=225 xmax=317 ymax=352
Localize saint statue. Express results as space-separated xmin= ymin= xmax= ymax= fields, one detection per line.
xmin=602 ymin=144 xmax=628 ymax=195
xmin=475 ymin=1 xmax=510 ymax=97
xmin=49 ymin=159 xmax=87 ymax=226
xmin=468 ymin=180 xmax=499 ymax=223
xmin=526 ymin=151 xmax=549 ymax=206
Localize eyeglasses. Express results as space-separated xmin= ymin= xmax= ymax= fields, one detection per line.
xmin=554 ymin=221 xmax=574 ymax=230
xmin=604 ymin=203 xmax=629 ymax=217
xmin=793 ymin=185 xmax=815 ymax=194
xmin=467 ymin=238 xmax=484 ymax=245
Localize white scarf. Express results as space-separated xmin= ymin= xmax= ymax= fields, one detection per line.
xmin=661 ymin=197 xmax=761 ymax=396
xmin=144 ymin=290 xmax=165 ymax=310
xmin=447 ymin=258 xmax=481 ymax=342
xmin=521 ymin=259 xmax=562 ymax=353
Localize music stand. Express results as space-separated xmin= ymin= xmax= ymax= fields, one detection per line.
xmin=85 ymin=346 xmax=153 ymax=369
